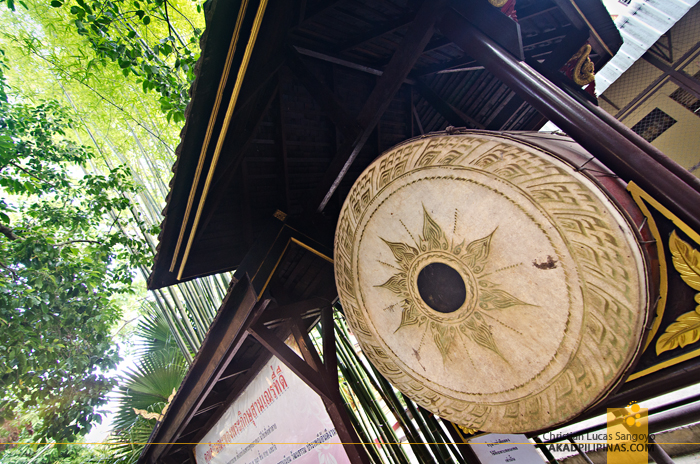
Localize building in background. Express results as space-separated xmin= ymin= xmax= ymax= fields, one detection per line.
xmin=597 ymin=0 xmax=700 ymax=176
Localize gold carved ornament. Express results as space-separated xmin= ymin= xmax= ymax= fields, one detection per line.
xmin=458 ymin=425 xmax=479 ymax=436
xmin=377 ymin=207 xmax=533 ymax=362
xmin=133 ymin=388 xmax=177 ymax=422
xmin=571 ymin=44 xmax=595 ymax=86
xmin=488 ymin=0 xmax=508 ymax=7
xmin=656 ymin=231 xmax=700 ymax=355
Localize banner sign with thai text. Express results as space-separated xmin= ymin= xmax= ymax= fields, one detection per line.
xmin=195 ymin=357 xmax=350 ymax=464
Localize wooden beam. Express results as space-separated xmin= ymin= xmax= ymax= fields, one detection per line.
xmin=449 ymin=0 xmax=523 ymax=60
xmin=413 ymin=55 xmax=478 ymax=77
xmin=241 ymin=160 xmax=253 ymax=246
xmin=336 ymin=11 xmax=416 ymax=52
xmin=643 ymin=51 xmax=700 ymax=101
xmin=258 ymin=297 xmax=330 ymax=326
xmin=248 ymin=321 xmax=332 ymax=401
xmin=275 ymin=83 xmax=291 ymax=213
xmin=290 ymin=316 xmax=325 ymax=372
xmin=294 ymin=312 xmax=370 ymax=464
xmin=516 ymin=1 xmax=556 ymax=21
xmin=539 ymin=26 xmax=590 ymax=71
xmin=313 ymin=0 xmax=447 ymax=212
xmin=321 ymin=305 xmax=338 ymax=389
xmin=285 ymin=46 xmax=362 ymax=141
xmin=191 ymin=351 xmax=273 ymax=444
xmin=414 ymin=79 xmax=484 ymax=129
xmin=439 ymin=9 xmax=700 ymax=233
xmin=193 ymin=78 xmax=279 ymax=244
xmin=141 ymin=277 xmax=263 ymax=464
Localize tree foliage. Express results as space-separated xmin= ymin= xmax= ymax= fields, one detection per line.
xmin=0 ymin=57 xmax=153 ymax=443
xmin=102 ymin=303 xmax=188 ymax=464
xmin=50 ymin=0 xmax=202 ymax=123
xmin=0 ymin=0 xmax=218 ymax=452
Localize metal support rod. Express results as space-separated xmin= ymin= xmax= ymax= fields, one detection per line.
xmin=648 ymin=436 xmax=675 ymax=464
xmin=531 ymin=436 xmax=557 ymax=464
xmin=439 ymin=11 xmax=700 ymax=233
xmin=648 ymin=400 xmax=700 ymax=435
xmin=568 ymin=437 xmax=595 ymax=464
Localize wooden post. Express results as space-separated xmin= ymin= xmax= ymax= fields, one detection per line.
xmin=248 ymin=318 xmax=371 ymax=464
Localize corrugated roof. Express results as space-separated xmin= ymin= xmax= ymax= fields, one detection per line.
xmin=596 ymin=0 xmax=700 ymax=92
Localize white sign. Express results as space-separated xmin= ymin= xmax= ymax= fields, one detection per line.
xmin=470 ymin=434 xmax=546 ymax=464
xmin=195 ymin=357 xmax=351 ymax=464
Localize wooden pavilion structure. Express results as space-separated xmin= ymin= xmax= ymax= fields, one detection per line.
xmin=140 ymin=0 xmax=700 ymax=463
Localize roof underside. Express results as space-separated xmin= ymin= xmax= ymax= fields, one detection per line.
xmin=149 ymin=0 xmax=622 ymax=289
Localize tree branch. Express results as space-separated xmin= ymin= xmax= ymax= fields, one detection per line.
xmin=7 ymin=161 xmax=61 ymax=191
xmin=0 ymin=260 xmax=18 ymax=279
xmin=0 ymin=223 xmax=18 ymax=241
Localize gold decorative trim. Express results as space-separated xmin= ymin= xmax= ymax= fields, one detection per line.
xmin=133 ymin=388 xmax=177 ymax=422
xmin=627 ymin=182 xmax=668 ymax=352
xmin=290 ymin=237 xmax=333 ymax=264
xmin=178 ymin=0 xmax=270 ymax=280
xmin=626 ymin=182 xmax=700 ymax=382
xmin=627 ymin=347 xmax=700 ymax=381
xmin=656 ymin=232 xmax=700 ymax=355
xmin=571 ymin=44 xmax=595 ymax=86
xmin=255 ymin=236 xmax=333 ymax=302
xmin=458 ymin=425 xmax=479 ymax=435
xmin=488 ymin=0 xmax=508 ymax=7
xmin=170 ymin=0 xmax=251 ymax=273
xmin=273 ymin=210 xmax=287 ymax=221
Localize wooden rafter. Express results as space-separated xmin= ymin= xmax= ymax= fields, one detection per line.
xmin=141 ymin=277 xmax=264 ymax=464
xmin=540 ymin=26 xmax=591 ymax=71
xmin=249 ymin=312 xmax=370 ymax=464
xmin=335 ymin=10 xmax=416 ymax=52
xmin=285 ymin=46 xmax=362 ymax=141
xmin=192 ymin=352 xmax=273 ymax=444
xmin=192 ymin=78 xmax=279 ymax=247
xmin=643 ymin=52 xmax=700 ymax=100
xmin=414 ymin=79 xmax=484 ymax=129
xmin=295 ymin=0 xmax=345 ymax=28
xmin=248 ymin=321 xmax=331 ymax=399
xmin=313 ymin=0 xmax=447 ymax=212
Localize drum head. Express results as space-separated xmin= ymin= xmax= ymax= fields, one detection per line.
xmin=334 ymin=133 xmax=650 ymax=432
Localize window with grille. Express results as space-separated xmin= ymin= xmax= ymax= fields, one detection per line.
xmin=669 ymin=70 xmax=700 ymax=116
xmin=630 ymin=108 xmax=677 ymax=142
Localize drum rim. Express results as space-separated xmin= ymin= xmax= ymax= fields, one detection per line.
xmin=334 ymin=130 xmax=657 ymax=433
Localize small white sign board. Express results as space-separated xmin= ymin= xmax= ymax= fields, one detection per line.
xmin=195 ymin=356 xmax=350 ymax=464
xmin=470 ymin=434 xmax=546 ymax=464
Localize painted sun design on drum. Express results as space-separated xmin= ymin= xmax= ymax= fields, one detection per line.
xmin=376 ymin=207 xmax=533 ymax=362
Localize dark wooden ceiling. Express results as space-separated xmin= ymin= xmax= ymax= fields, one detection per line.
xmin=148 ymin=0 xmax=621 ymax=290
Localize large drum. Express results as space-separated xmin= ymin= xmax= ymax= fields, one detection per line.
xmin=334 ymin=130 xmax=657 ymax=433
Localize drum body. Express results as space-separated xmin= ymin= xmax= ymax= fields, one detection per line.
xmin=334 ymin=131 xmax=657 ymax=433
